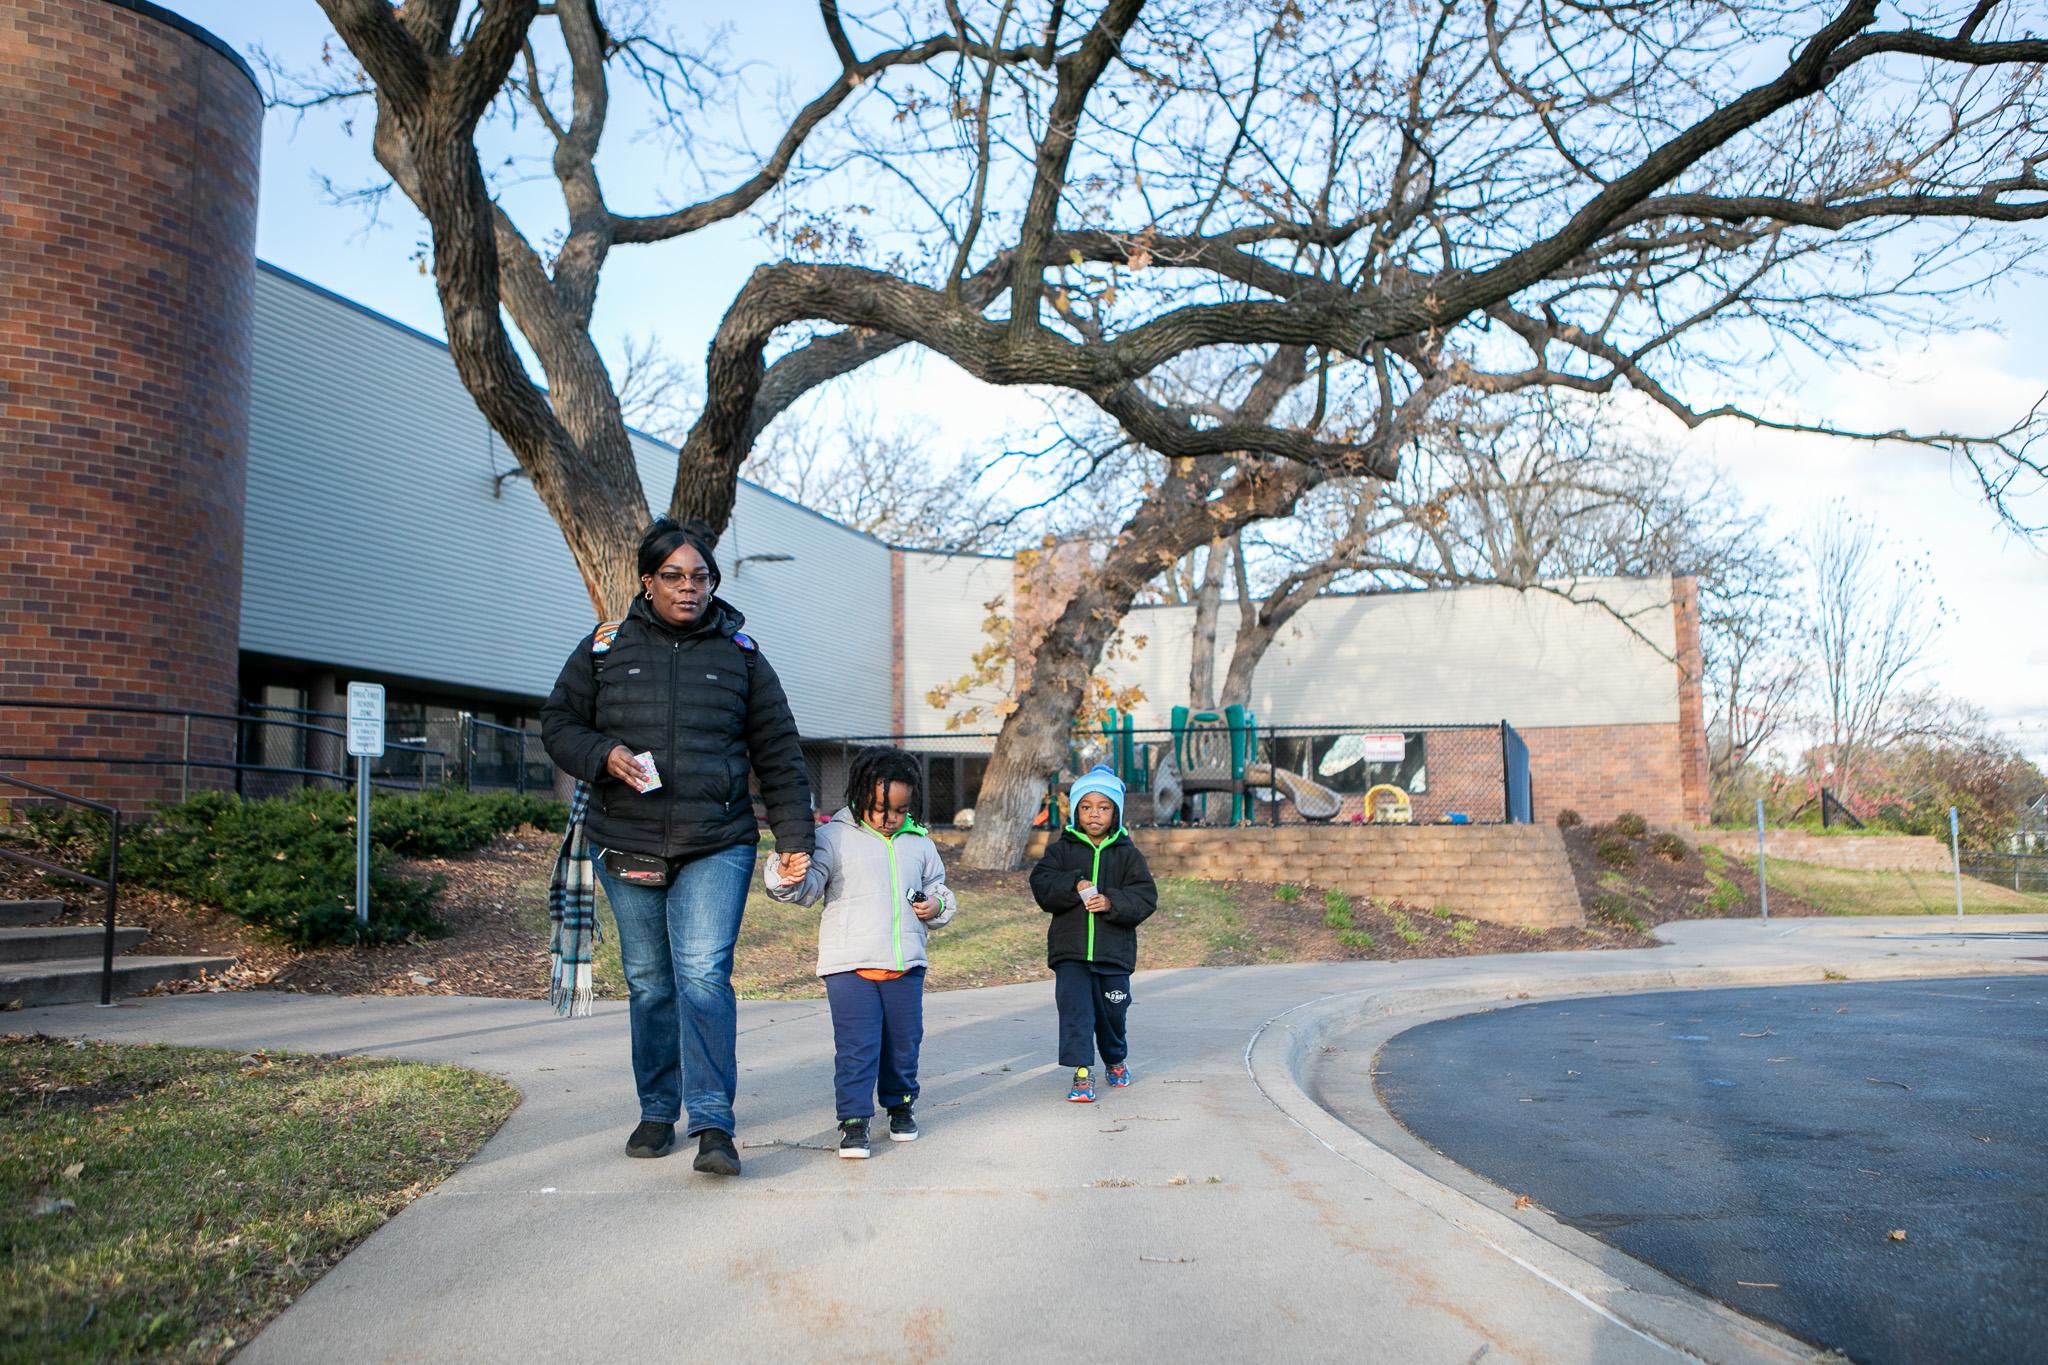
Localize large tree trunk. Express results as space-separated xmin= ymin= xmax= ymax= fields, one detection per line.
xmin=1186 ymin=538 xmax=1228 ymax=711
xmin=961 ymin=350 xmax=1313 ymax=869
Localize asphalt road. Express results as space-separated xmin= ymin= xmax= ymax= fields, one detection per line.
xmin=1373 ymin=976 xmax=2048 ymax=1365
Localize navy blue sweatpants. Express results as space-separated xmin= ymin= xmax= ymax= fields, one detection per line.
xmin=1054 ymin=960 xmax=1131 ymax=1069
xmin=822 ymin=967 xmax=926 ymax=1119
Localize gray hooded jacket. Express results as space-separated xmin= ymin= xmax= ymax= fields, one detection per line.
xmin=764 ymin=808 xmax=956 ymax=977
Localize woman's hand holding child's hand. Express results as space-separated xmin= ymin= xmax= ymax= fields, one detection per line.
xmin=774 ymin=852 xmax=810 ymax=884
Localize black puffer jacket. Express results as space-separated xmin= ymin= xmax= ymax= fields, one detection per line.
xmin=1029 ymin=827 xmax=1158 ymax=972
xmin=540 ymin=596 xmax=815 ymax=861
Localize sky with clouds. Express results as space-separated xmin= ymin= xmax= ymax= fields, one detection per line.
xmin=166 ymin=2 xmax=2047 ymax=764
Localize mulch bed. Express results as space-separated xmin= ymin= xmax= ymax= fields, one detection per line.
xmin=7 ymin=835 xmax=563 ymax=1000
xmin=1559 ymin=824 xmax=1824 ymax=926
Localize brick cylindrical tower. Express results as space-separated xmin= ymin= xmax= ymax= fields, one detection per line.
xmin=0 ymin=1 xmax=260 ymax=808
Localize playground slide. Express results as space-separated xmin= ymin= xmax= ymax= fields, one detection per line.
xmin=1245 ymin=763 xmax=1344 ymax=821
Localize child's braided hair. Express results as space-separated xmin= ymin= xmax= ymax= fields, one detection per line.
xmin=846 ymin=745 xmax=924 ymax=826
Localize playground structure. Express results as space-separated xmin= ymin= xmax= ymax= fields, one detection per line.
xmin=1092 ymin=712 xmax=1531 ymax=828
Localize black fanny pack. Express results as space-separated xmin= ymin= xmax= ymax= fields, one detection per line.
xmin=601 ymin=849 xmax=673 ymax=888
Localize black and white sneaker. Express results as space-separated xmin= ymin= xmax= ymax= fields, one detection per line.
xmin=838 ymin=1118 xmax=872 ymax=1159
xmin=887 ymin=1103 xmax=919 ymax=1142
xmin=625 ymin=1120 xmax=675 ymax=1159
xmin=692 ymin=1129 xmax=741 ymax=1176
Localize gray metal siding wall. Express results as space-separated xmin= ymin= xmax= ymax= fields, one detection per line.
xmin=242 ymin=265 xmax=599 ymax=700
xmin=244 ymin=263 xmax=898 ymax=735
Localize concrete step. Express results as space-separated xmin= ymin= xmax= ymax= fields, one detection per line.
xmin=0 ymin=925 xmax=150 ymax=964
xmin=0 ymin=954 xmax=237 ymax=1008
xmin=0 ymin=899 xmax=66 ymax=927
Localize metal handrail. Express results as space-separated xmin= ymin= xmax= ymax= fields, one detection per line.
xmin=0 ymin=773 xmax=121 ymax=1006
xmin=1 ymin=700 xmax=450 ymax=795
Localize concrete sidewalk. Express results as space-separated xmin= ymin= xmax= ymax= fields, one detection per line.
xmin=21 ymin=915 xmax=2047 ymax=1364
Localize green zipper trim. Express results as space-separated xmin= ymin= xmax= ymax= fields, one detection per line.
xmin=858 ymin=814 xmax=927 ymax=971
xmin=1066 ymin=825 xmax=1125 ymax=962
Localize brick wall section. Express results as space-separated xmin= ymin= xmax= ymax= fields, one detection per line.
xmin=1134 ymin=827 xmax=1582 ymax=927
xmin=0 ymin=2 xmax=261 ymax=808
xmin=1671 ymin=574 xmax=1711 ymax=825
xmin=1692 ymin=831 xmax=1955 ymax=875
xmin=1522 ymin=723 xmax=1689 ymax=828
xmin=997 ymin=826 xmax=1582 ymax=927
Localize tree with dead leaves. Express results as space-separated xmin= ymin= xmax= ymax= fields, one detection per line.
xmin=311 ymin=2 xmax=2046 ymax=866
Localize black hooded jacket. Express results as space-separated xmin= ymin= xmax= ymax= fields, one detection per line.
xmin=1029 ymin=825 xmax=1158 ymax=972
xmin=540 ymin=596 xmax=815 ymax=861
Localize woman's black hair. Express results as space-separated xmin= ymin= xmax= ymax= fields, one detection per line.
xmin=847 ymin=746 xmax=923 ymax=825
xmin=637 ymin=516 xmax=721 ymax=589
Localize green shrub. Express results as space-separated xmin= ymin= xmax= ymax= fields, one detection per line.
xmin=1554 ymin=808 xmax=1583 ymax=829
xmin=1428 ymin=906 xmax=1455 ymax=919
xmin=1649 ymin=831 xmax=1687 ymax=863
xmin=1388 ymin=908 xmax=1425 ymax=943
xmin=1273 ymin=884 xmax=1300 ymax=902
xmin=63 ymin=789 xmax=565 ymax=949
xmin=1322 ymin=889 xmax=1352 ymax=929
xmin=1336 ymin=929 xmax=1374 ymax=951
xmin=1612 ymin=811 xmax=1648 ymax=838
xmin=1596 ymin=835 xmax=1638 ymax=869
xmin=1449 ymin=919 xmax=1477 ymax=944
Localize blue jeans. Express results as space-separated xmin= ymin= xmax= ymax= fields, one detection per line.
xmin=595 ymin=843 xmax=755 ymax=1136
xmin=822 ymin=967 xmax=926 ymax=1120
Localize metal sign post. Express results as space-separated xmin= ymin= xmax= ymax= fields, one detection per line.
xmin=1951 ymin=806 xmax=1964 ymax=919
xmin=346 ymin=683 xmax=386 ymax=931
xmin=1755 ymin=797 xmax=1769 ymax=923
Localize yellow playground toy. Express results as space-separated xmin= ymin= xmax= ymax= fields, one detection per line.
xmin=1363 ymin=784 xmax=1413 ymax=823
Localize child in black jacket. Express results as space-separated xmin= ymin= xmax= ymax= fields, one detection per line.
xmin=1029 ymin=765 xmax=1158 ymax=1102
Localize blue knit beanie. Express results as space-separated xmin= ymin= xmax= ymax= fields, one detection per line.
xmin=1068 ymin=765 xmax=1126 ymax=829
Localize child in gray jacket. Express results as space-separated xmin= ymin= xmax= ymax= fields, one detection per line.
xmin=765 ymin=746 xmax=956 ymax=1158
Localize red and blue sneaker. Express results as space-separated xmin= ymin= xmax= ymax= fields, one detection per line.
xmin=1067 ymin=1067 xmax=1095 ymax=1102
xmin=1107 ymin=1061 xmax=1131 ymax=1088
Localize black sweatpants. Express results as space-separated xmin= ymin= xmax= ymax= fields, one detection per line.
xmin=1054 ymin=960 xmax=1131 ymax=1069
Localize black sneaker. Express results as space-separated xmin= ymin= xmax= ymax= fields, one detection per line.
xmin=887 ymin=1103 xmax=919 ymax=1142
xmin=625 ymin=1120 xmax=675 ymax=1159
xmin=838 ymin=1117 xmax=871 ymax=1159
xmin=692 ymin=1129 xmax=741 ymax=1176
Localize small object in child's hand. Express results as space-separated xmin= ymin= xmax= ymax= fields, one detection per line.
xmin=1078 ymin=882 xmax=1098 ymax=900
xmin=629 ymin=751 xmax=662 ymax=792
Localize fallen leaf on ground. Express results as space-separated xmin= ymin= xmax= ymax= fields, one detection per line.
xmin=1973 ymin=1136 xmax=1991 ymax=1143
xmin=1887 ymin=1230 xmax=1907 ymax=1242
xmin=59 ymin=1162 xmax=83 ymax=1181
xmin=1167 ymin=1174 xmax=1189 ymax=1186
xmin=1514 ymin=1195 xmax=1533 ymax=1210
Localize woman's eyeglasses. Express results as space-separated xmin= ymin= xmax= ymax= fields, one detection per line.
xmin=653 ymin=570 xmax=713 ymax=589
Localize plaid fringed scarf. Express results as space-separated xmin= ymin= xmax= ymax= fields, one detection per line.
xmin=548 ymin=782 xmax=600 ymax=1017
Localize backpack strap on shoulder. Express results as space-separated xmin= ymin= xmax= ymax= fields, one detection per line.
xmin=731 ymin=631 xmax=758 ymax=673
xmin=591 ymin=621 xmax=624 ymax=654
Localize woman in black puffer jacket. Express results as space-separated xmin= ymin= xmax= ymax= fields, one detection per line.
xmin=542 ymin=518 xmax=815 ymax=1177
